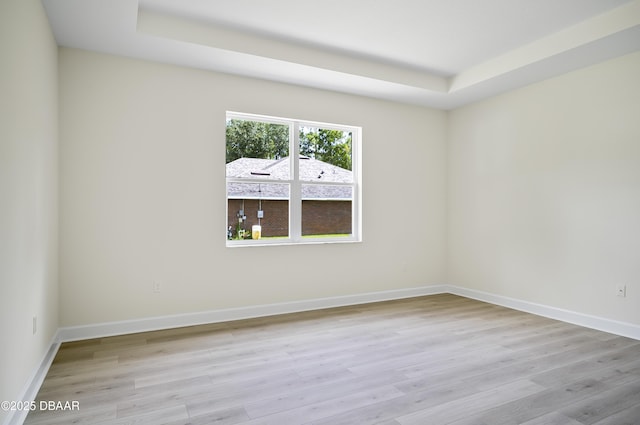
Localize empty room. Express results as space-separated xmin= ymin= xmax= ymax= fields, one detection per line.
xmin=2 ymin=0 xmax=640 ymax=424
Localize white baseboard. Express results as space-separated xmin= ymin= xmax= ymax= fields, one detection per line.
xmin=56 ymin=284 xmax=640 ymax=343
xmin=57 ymin=285 xmax=449 ymax=342
xmin=448 ymin=285 xmax=640 ymax=341
xmin=4 ymin=336 xmax=60 ymax=425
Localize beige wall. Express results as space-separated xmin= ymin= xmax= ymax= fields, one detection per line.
xmin=448 ymin=52 xmax=640 ymax=325
xmin=58 ymin=48 xmax=447 ymax=326
xmin=0 ymin=0 xmax=59 ymax=422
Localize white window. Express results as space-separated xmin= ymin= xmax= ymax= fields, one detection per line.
xmin=226 ymin=112 xmax=361 ymax=246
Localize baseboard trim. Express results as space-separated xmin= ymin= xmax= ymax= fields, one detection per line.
xmin=57 ymin=285 xmax=449 ymax=342
xmin=4 ymin=335 xmax=61 ymax=425
xmin=448 ymin=285 xmax=640 ymax=340
xmin=56 ymin=284 xmax=640 ymax=343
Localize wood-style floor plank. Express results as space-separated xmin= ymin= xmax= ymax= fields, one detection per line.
xmin=24 ymin=294 xmax=640 ymax=425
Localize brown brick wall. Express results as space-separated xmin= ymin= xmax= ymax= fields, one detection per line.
xmin=228 ymin=199 xmax=289 ymax=238
xmin=228 ymin=199 xmax=351 ymax=238
xmin=302 ymin=200 xmax=352 ymax=235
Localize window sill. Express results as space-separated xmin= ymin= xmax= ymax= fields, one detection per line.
xmin=226 ymin=237 xmax=361 ymax=248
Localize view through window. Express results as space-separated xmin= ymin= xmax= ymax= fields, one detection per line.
xmin=226 ymin=112 xmax=360 ymax=245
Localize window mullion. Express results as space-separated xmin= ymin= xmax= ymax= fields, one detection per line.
xmin=291 ymin=122 xmax=302 ymax=241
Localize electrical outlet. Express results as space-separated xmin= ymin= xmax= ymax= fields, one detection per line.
xmin=616 ymin=284 xmax=626 ymax=298
xmin=33 ymin=316 xmax=37 ymax=335
xmin=152 ymin=281 xmax=161 ymax=293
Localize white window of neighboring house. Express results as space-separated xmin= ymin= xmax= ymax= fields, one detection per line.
xmin=226 ymin=111 xmax=361 ymax=246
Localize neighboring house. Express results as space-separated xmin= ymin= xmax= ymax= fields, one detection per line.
xmin=227 ymin=156 xmax=353 ymax=238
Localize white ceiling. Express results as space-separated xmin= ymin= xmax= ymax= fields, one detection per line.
xmin=42 ymin=0 xmax=640 ymax=109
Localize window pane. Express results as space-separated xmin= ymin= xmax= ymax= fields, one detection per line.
xmin=226 ymin=119 xmax=290 ymax=180
xmin=301 ymin=184 xmax=352 ymax=237
xmin=227 ymin=182 xmax=289 ymax=240
xmin=299 ymin=127 xmax=352 ymax=182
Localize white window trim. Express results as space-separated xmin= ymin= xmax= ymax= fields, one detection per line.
xmin=226 ymin=111 xmax=361 ymax=247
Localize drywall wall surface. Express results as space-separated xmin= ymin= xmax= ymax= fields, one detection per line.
xmin=448 ymin=52 xmax=640 ymax=325
xmin=0 ymin=0 xmax=59 ymax=422
xmin=58 ymin=48 xmax=447 ymax=326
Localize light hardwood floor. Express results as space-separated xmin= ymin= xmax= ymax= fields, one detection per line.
xmin=25 ymin=294 xmax=640 ymax=425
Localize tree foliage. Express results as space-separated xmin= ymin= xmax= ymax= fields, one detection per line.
xmin=299 ymin=128 xmax=352 ymax=171
xmin=226 ymin=119 xmax=352 ymax=170
xmin=225 ymin=119 xmax=289 ymax=163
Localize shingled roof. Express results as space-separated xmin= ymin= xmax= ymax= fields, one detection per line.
xmin=226 ymin=157 xmax=353 ymax=200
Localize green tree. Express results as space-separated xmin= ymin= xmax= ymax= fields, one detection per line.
xmin=300 ymin=128 xmax=352 ymax=170
xmin=226 ymin=119 xmax=289 ymax=163
xmin=226 ymin=120 xmax=352 ymax=171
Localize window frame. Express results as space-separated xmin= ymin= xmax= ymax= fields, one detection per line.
xmin=225 ymin=111 xmax=361 ymax=247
